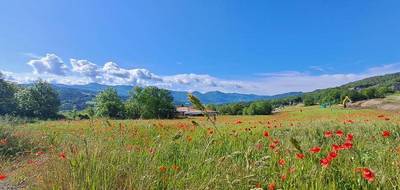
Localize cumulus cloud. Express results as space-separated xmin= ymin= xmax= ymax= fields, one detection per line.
xmin=4 ymin=53 xmax=400 ymax=95
xmin=27 ymin=53 xmax=68 ymax=75
xmin=70 ymin=59 xmax=98 ymax=78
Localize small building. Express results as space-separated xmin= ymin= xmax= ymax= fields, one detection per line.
xmin=176 ymin=106 xmax=218 ymax=116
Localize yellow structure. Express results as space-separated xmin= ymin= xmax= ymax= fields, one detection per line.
xmin=342 ymin=96 xmax=352 ymax=108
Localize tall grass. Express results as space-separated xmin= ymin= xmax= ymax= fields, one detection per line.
xmin=3 ymin=107 xmax=400 ymax=189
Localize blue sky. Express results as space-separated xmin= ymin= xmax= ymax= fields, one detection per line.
xmin=1 ymin=1 xmax=400 ymax=95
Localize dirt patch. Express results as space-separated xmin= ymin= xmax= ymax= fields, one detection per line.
xmin=348 ymin=97 xmax=400 ymax=111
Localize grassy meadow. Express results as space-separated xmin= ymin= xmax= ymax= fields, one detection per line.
xmin=1 ymin=106 xmax=400 ymax=189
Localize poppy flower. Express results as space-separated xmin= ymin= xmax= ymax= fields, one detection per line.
xmin=278 ymin=159 xmax=286 ymax=166
xmin=296 ymin=153 xmax=305 ymax=159
xmin=263 ymin=131 xmax=270 ymax=137
xmin=159 ymin=166 xmax=167 ymax=172
xmin=324 ymin=131 xmax=333 ymax=138
xmin=342 ymin=142 xmax=353 ymax=149
xmin=310 ymin=146 xmax=321 ymax=153
xmin=384 ymin=118 xmax=390 ymax=121
xmin=235 ymin=120 xmax=242 ymax=124
xmin=268 ymin=182 xmax=276 ymax=190
xmin=171 ymin=164 xmax=180 ymax=171
xmin=281 ymin=175 xmax=287 ymax=181
xmin=0 ymin=175 xmax=6 ymax=181
xmin=269 ymin=143 xmax=277 ymax=150
xmin=320 ymin=158 xmax=330 ymax=168
xmin=336 ymin=130 xmax=344 ymax=137
xmin=332 ymin=144 xmax=340 ymax=151
xmin=356 ymin=168 xmax=375 ymax=182
xmin=327 ymin=151 xmax=338 ymax=160
xmin=59 ymin=152 xmax=66 ymax=160
xmin=382 ymin=130 xmax=391 ymax=138
xmin=346 ymin=133 xmax=354 ymax=141
xmin=378 ymin=114 xmax=385 ymax=118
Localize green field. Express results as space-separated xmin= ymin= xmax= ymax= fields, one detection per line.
xmin=1 ymin=106 xmax=400 ymax=189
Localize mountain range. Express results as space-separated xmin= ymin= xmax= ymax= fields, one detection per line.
xmin=51 ymin=83 xmax=302 ymax=111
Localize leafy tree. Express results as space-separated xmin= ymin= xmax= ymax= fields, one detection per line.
xmin=244 ymin=101 xmax=272 ymax=115
xmin=128 ymin=86 xmax=175 ymax=119
xmin=125 ymin=100 xmax=141 ymax=119
xmin=303 ymin=95 xmax=315 ymax=106
xmin=15 ymin=80 xmax=60 ymax=118
xmin=94 ymin=88 xmax=124 ymax=118
xmin=0 ymin=73 xmax=18 ymax=115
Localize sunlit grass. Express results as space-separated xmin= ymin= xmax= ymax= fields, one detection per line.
xmin=1 ymin=106 xmax=400 ymax=189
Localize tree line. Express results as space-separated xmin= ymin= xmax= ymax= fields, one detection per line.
xmin=0 ymin=73 xmax=177 ymax=120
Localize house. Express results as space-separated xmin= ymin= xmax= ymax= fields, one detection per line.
xmin=176 ymin=106 xmax=218 ymax=116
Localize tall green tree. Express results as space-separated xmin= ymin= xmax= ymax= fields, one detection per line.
xmin=244 ymin=101 xmax=272 ymax=115
xmin=15 ymin=80 xmax=60 ymax=118
xmin=94 ymin=88 xmax=124 ymax=118
xmin=0 ymin=73 xmax=18 ymax=115
xmin=127 ymin=86 xmax=175 ymax=119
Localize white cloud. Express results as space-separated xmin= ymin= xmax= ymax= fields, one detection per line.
xmin=70 ymin=59 xmax=98 ymax=78
xmin=27 ymin=53 xmax=68 ymax=75
xmin=4 ymin=53 xmax=400 ymax=95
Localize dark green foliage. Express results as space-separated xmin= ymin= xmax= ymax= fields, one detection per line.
xmin=15 ymin=80 xmax=61 ymax=119
xmin=126 ymin=86 xmax=175 ymax=119
xmin=243 ymin=101 xmax=272 ymax=115
xmin=0 ymin=73 xmax=18 ymax=115
xmin=303 ymin=95 xmax=315 ymax=106
xmin=94 ymin=88 xmax=124 ymax=118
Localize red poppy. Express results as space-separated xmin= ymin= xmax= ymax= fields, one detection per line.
xmin=263 ymin=131 xmax=270 ymax=137
xmin=336 ymin=130 xmax=344 ymax=137
xmin=332 ymin=144 xmax=341 ymax=151
xmin=0 ymin=175 xmax=6 ymax=181
xmin=324 ymin=131 xmax=333 ymax=138
xmin=278 ymin=159 xmax=286 ymax=166
xmin=159 ymin=166 xmax=167 ymax=172
xmin=171 ymin=164 xmax=180 ymax=171
xmin=296 ymin=153 xmax=305 ymax=159
xmin=235 ymin=120 xmax=242 ymax=124
xmin=269 ymin=143 xmax=277 ymax=150
xmin=378 ymin=114 xmax=385 ymax=118
xmin=346 ymin=133 xmax=354 ymax=141
xmin=268 ymin=182 xmax=276 ymax=190
xmin=384 ymin=118 xmax=390 ymax=121
xmin=320 ymin=158 xmax=330 ymax=168
xmin=327 ymin=151 xmax=338 ymax=160
xmin=281 ymin=175 xmax=287 ymax=181
xmin=356 ymin=168 xmax=375 ymax=182
xmin=59 ymin=152 xmax=66 ymax=160
xmin=342 ymin=142 xmax=353 ymax=149
xmin=382 ymin=130 xmax=391 ymax=138
xmin=310 ymin=146 xmax=321 ymax=153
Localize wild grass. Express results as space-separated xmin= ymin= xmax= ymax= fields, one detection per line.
xmin=1 ymin=106 xmax=400 ymax=189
